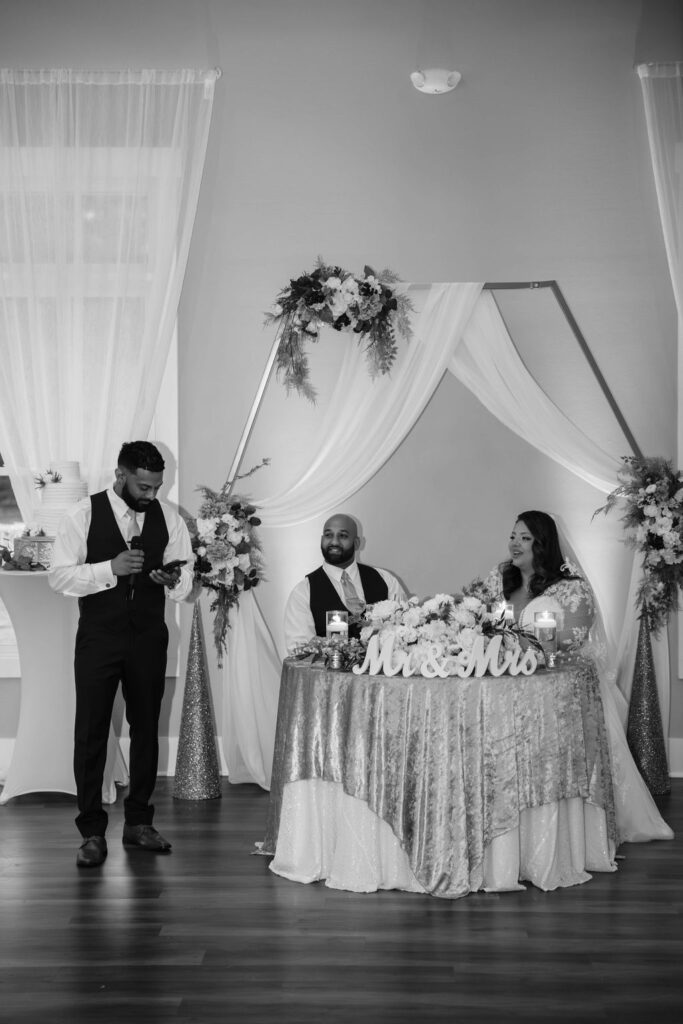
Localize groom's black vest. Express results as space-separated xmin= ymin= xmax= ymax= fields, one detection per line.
xmin=78 ymin=490 xmax=169 ymax=632
xmin=307 ymin=563 xmax=388 ymax=638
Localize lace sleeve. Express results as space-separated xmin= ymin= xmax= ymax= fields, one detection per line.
xmin=461 ymin=566 xmax=503 ymax=605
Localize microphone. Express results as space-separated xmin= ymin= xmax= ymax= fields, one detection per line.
xmin=128 ymin=535 xmax=144 ymax=601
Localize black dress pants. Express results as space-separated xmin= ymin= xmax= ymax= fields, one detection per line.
xmin=73 ymin=620 xmax=168 ymax=837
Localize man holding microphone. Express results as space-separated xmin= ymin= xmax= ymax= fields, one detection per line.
xmin=49 ymin=441 xmax=194 ymax=867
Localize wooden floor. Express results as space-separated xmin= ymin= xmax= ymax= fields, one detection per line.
xmin=0 ymin=779 xmax=681 ymax=1024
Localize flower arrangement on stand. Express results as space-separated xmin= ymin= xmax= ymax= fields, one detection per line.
xmin=595 ymin=455 xmax=683 ymax=634
xmin=190 ymin=478 xmax=266 ymax=666
xmin=265 ymin=258 xmax=414 ymax=401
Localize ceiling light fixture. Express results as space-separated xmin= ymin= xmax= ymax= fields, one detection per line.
xmin=410 ymin=68 xmax=461 ymax=94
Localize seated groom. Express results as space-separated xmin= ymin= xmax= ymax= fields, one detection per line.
xmin=284 ymin=512 xmax=406 ymax=653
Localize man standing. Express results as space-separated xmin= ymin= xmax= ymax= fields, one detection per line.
xmin=49 ymin=441 xmax=194 ymax=867
xmin=283 ymin=512 xmax=406 ymax=653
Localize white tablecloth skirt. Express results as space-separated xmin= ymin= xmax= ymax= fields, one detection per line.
xmin=270 ymin=779 xmax=617 ymax=896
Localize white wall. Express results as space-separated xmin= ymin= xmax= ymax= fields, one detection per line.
xmin=0 ymin=0 xmax=681 ymax=748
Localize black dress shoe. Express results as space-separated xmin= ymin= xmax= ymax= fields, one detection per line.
xmin=76 ymin=835 xmax=107 ymax=868
xmin=122 ymin=824 xmax=172 ymax=852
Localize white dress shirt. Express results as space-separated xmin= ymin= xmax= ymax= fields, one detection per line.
xmin=283 ymin=559 xmax=406 ymax=654
xmin=48 ymin=487 xmax=194 ymax=602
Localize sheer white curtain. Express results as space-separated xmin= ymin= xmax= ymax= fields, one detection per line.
xmin=637 ymin=64 xmax=683 ymax=325
xmin=633 ymin=62 xmax=683 ymax=724
xmin=0 ymin=69 xmax=217 ymax=517
xmin=224 ymin=283 xmax=483 ymax=787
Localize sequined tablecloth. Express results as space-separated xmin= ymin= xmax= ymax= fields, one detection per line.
xmin=262 ymin=658 xmax=616 ymax=899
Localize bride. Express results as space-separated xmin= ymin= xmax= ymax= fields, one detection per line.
xmin=484 ymin=509 xmax=673 ymax=845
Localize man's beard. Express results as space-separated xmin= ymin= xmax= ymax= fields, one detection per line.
xmin=321 ymin=543 xmax=353 ymax=566
xmin=121 ymin=481 xmax=152 ymax=513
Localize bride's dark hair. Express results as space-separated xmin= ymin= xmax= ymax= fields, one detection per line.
xmin=501 ymin=510 xmax=578 ymax=600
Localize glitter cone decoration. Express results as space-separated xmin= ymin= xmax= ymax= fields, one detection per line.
xmin=627 ymin=606 xmax=670 ymax=795
xmin=174 ymin=602 xmax=222 ymax=800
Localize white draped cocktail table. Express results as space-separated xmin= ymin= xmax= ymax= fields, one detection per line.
xmin=0 ymin=570 xmax=127 ymax=805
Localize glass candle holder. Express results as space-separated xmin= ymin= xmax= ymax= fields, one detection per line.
xmin=534 ymin=610 xmax=558 ymax=663
xmin=326 ymin=610 xmax=348 ymax=639
xmin=492 ymin=601 xmax=515 ymax=624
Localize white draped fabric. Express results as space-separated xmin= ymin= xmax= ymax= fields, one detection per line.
xmin=0 ymin=68 xmax=217 ymax=517
xmin=635 ymin=61 xmax=683 ymax=725
xmin=255 ymin=283 xmax=483 ymax=528
xmin=452 ymin=293 xmax=619 ymax=494
xmin=222 ymin=590 xmax=281 ymax=787
xmin=637 ymin=64 xmax=683 ymax=325
xmin=637 ymin=60 xmax=683 ymax=715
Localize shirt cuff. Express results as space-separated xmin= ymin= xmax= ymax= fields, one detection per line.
xmin=93 ymin=560 xmax=117 ymax=590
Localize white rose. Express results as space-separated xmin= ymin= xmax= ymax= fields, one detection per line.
xmin=457 ymin=627 xmax=479 ymax=651
xmin=196 ymin=517 xmax=217 ymax=541
xmin=329 ymin=293 xmax=349 ymax=320
xmin=341 ymin=278 xmax=360 ymax=301
xmin=453 ymin=607 xmax=476 ymax=627
xmin=238 ymin=553 xmax=251 ymax=572
xmin=403 ymin=607 xmax=423 ymax=628
xmin=368 ymin=599 xmax=402 ymax=621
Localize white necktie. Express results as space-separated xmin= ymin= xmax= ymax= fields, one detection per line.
xmin=127 ymin=509 xmax=141 ymax=543
xmin=341 ymin=570 xmax=365 ymax=615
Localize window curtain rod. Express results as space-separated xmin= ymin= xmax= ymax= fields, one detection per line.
xmin=483 ymin=280 xmax=643 ymax=460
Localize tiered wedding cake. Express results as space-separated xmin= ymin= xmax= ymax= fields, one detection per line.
xmin=36 ymin=461 xmax=88 ymax=537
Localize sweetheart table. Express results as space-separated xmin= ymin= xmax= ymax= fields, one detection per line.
xmin=261 ymin=657 xmax=618 ymax=899
xmin=0 ymin=571 xmax=127 ymax=805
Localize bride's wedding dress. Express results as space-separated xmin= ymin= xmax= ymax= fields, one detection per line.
xmin=517 ymin=575 xmax=673 ymax=844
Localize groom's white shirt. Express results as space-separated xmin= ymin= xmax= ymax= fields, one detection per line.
xmin=283 ymin=558 xmax=405 ymax=654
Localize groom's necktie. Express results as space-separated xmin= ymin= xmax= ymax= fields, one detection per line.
xmin=127 ymin=509 xmax=141 ymax=543
xmin=340 ymin=570 xmax=365 ymax=616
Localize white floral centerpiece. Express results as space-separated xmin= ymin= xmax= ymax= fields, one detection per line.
xmin=265 ymin=258 xmax=414 ymax=402
xmin=290 ymin=593 xmax=540 ymax=677
xmin=359 ymin=593 xmax=538 ymax=676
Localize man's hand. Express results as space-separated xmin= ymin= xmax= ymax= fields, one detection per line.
xmin=111 ymin=549 xmax=145 ymax=576
xmin=149 ymin=567 xmax=181 ymax=589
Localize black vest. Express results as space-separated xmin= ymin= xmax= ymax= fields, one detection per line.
xmin=78 ymin=490 xmax=169 ymax=632
xmin=307 ymin=563 xmax=389 ymax=638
